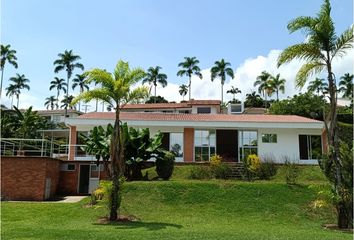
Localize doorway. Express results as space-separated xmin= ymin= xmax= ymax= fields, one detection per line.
xmin=79 ymin=165 xmax=90 ymax=194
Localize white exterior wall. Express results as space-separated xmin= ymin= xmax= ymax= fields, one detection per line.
xmin=257 ymin=128 xmax=323 ymax=165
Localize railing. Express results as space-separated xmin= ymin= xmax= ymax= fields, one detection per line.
xmin=0 ymin=138 xmax=97 ymax=161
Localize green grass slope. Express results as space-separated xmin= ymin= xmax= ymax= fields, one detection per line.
xmin=2 ymin=179 xmax=352 ymax=240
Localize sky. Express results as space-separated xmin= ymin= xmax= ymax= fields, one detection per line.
xmin=1 ymin=0 xmax=353 ymax=111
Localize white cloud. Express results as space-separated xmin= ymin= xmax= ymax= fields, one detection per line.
xmin=156 ymin=48 xmax=354 ymax=103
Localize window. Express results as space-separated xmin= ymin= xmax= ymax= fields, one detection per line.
xmin=194 ymin=130 xmax=216 ymax=161
xmin=230 ymin=104 xmax=242 ymax=113
xmin=197 ymin=107 xmax=211 ymax=114
xmin=60 ymin=163 xmax=76 ymax=171
xmin=262 ymin=134 xmax=277 ymax=143
xmin=170 ymin=133 xmax=184 ymax=160
xmin=52 ymin=115 xmax=62 ymax=123
xmin=178 ymin=110 xmax=191 ymax=114
xmin=239 ymin=131 xmax=258 ymax=160
xmin=299 ymin=135 xmax=322 ymax=160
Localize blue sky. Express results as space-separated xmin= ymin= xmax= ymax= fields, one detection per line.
xmin=1 ymin=0 xmax=353 ymax=110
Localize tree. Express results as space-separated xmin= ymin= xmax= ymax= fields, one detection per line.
xmin=44 ymin=96 xmax=58 ymax=110
xmin=5 ymin=83 xmax=18 ymax=109
xmin=145 ymin=96 xmax=168 ymax=104
xmin=53 ymin=50 xmax=84 ymax=116
xmin=307 ymin=78 xmax=328 ymax=96
xmin=277 ymin=0 xmax=353 ymax=228
xmin=142 ymin=66 xmax=167 ymax=102
xmin=179 ymin=84 xmax=188 ymax=101
xmin=7 ymin=73 xmax=30 ymax=108
xmin=0 ymin=44 xmax=18 ymax=98
xmin=60 ymin=95 xmax=75 ymax=110
xmin=226 ymin=86 xmax=241 ymax=103
xmin=71 ymin=60 xmax=148 ymax=221
xmin=338 ymin=73 xmax=353 ymax=99
xmin=268 ymin=92 xmax=327 ymax=120
xmin=269 ymin=74 xmax=286 ymax=101
xmin=244 ymin=91 xmax=265 ymax=108
xmin=72 ymin=74 xmax=90 ymax=111
xmin=177 ymin=57 xmax=202 ymax=100
xmin=254 ymin=71 xmax=272 ymax=107
xmin=49 ymin=77 xmax=67 ymax=109
xmin=210 ymin=59 xmax=234 ymax=104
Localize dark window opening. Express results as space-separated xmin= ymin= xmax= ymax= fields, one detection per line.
xmin=197 ymin=107 xmax=211 ymax=114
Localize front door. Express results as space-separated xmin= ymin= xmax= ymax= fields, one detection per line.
xmin=216 ymin=130 xmax=238 ymax=162
xmin=79 ymin=165 xmax=90 ymax=194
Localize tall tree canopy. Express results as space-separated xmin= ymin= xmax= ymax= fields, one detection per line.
xmin=210 ymin=59 xmax=234 ymax=104
xmin=177 ymin=57 xmax=202 ymax=100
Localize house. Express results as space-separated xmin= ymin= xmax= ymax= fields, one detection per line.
xmin=1 ymin=100 xmax=326 ymax=199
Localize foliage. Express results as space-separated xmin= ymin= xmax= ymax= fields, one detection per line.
xmin=338 ymin=73 xmax=353 ymax=99
xmin=319 ymin=142 xmax=353 ymax=228
xmin=179 ymin=84 xmax=188 ymax=100
xmin=124 ymin=125 xmax=164 ymax=181
xmin=0 ymin=44 xmax=18 ymax=98
xmin=49 ymin=77 xmax=67 ymax=109
xmin=6 ymin=73 xmax=30 ymax=108
xmin=145 ymin=95 xmax=168 ymax=103
xmin=338 ymin=122 xmax=353 ymax=149
xmin=210 ymin=154 xmax=222 ymax=167
xmin=269 ymin=73 xmax=286 ymax=101
xmin=213 ymin=164 xmax=232 ymax=179
xmin=283 ymin=158 xmax=299 ymax=185
xmin=307 ymin=78 xmax=327 ymax=95
xmin=277 ymin=0 xmax=353 ymax=227
xmin=94 ymin=179 xmax=125 ymax=215
xmin=189 ymin=166 xmax=213 ymax=180
xmin=242 ymin=154 xmax=261 ymax=181
xmin=244 ymin=91 xmax=265 ymax=108
xmin=44 ymin=96 xmax=58 ymax=110
xmin=210 ymin=59 xmax=234 ymax=103
xmin=258 ymin=157 xmax=278 ymax=180
xmin=177 ymin=56 xmax=202 ymax=100
xmin=268 ymin=92 xmax=327 ymax=120
xmin=142 ymin=66 xmax=168 ymax=100
xmin=0 ymin=106 xmax=53 ymax=139
xmin=155 ymin=151 xmax=175 ymax=180
xmin=72 ymin=60 xmax=148 ymax=221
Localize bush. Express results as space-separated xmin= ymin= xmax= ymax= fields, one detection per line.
xmin=210 ymin=154 xmax=222 ymax=167
xmin=189 ymin=166 xmax=213 ymax=180
xmin=94 ymin=179 xmax=125 ymax=213
xmin=156 ymin=151 xmax=175 ymax=180
xmin=258 ymin=157 xmax=277 ymax=180
xmin=213 ymin=164 xmax=232 ymax=179
xmin=242 ymin=154 xmax=261 ymax=181
xmin=283 ymin=157 xmax=299 ymax=185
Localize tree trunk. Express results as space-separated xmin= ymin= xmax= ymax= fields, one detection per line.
xmin=65 ymin=74 xmax=69 ymax=117
xmin=96 ymin=99 xmax=98 ymax=112
xmin=0 ymin=68 xmax=4 ymax=99
xmin=337 ymin=201 xmax=349 ymax=229
xmin=221 ymin=82 xmax=224 ymax=104
xmin=16 ymin=94 xmax=19 ymax=108
xmin=109 ymin=107 xmax=125 ymax=221
xmin=11 ymin=96 xmax=13 ymax=109
xmin=188 ymin=76 xmax=191 ymax=100
xmin=154 ymin=83 xmax=157 ymax=103
xmin=57 ymin=91 xmax=60 ymax=109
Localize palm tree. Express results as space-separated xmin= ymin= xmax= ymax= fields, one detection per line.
xmin=245 ymin=91 xmax=264 ymax=108
xmin=53 ymin=50 xmax=84 ymax=116
xmin=210 ymin=59 xmax=234 ymax=103
xmin=142 ymin=66 xmax=167 ymax=102
xmin=338 ymin=73 xmax=353 ymax=99
xmin=7 ymin=74 xmax=30 ymax=108
xmin=44 ymin=96 xmax=58 ymax=110
xmin=0 ymin=44 xmax=18 ymax=98
xmin=179 ymin=84 xmax=188 ymax=100
xmin=5 ymin=84 xmax=18 ymax=109
xmin=307 ymin=78 xmax=328 ymax=95
xmin=177 ymin=57 xmax=203 ymax=100
xmin=226 ymin=86 xmax=241 ymax=102
xmin=269 ymin=74 xmax=286 ymax=101
xmin=254 ymin=71 xmax=271 ymax=106
xmin=71 ymin=60 xmax=148 ymax=221
xmin=277 ymin=0 xmax=353 ymax=229
xmin=49 ymin=77 xmax=67 ymax=109
xmin=72 ymin=74 xmax=90 ymax=111
xmin=60 ymin=95 xmax=75 ymax=110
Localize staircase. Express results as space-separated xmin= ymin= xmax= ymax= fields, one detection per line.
xmin=224 ymin=162 xmax=245 ymax=179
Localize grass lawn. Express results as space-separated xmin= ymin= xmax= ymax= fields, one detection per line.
xmin=2 ymin=166 xmax=352 ymax=240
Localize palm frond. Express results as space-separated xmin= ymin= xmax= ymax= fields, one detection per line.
xmin=71 ymin=89 xmax=113 ymax=107
xmin=331 ymin=25 xmax=354 ymax=60
xmin=277 ymin=43 xmax=325 ymax=67
xmin=295 ymin=61 xmax=325 ymax=88
xmin=287 ymin=16 xmax=316 ymax=34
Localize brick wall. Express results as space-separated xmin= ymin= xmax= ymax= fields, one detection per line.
xmin=1 ymin=157 xmax=60 ymax=201
xmin=184 ymin=128 xmax=194 ymax=162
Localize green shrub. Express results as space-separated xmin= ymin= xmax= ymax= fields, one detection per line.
xmin=156 ymin=151 xmax=175 ymax=180
xmin=189 ymin=166 xmax=213 ymax=180
xmin=258 ymin=157 xmax=277 ymax=180
xmin=210 ymin=154 xmax=222 ymax=167
xmin=96 ymin=179 xmax=125 ymax=213
xmin=242 ymin=154 xmax=261 ymax=181
xmin=283 ymin=157 xmax=299 ymax=185
xmin=213 ymin=163 xmax=232 ymax=179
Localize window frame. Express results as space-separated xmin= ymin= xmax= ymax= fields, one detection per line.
xmin=194 ymin=129 xmax=216 ymax=162
xmin=238 ymin=130 xmax=258 ymax=161
xmin=261 ymin=133 xmax=277 ymax=143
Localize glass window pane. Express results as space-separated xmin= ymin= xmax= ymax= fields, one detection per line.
xmin=310 ymin=135 xmax=322 ymax=159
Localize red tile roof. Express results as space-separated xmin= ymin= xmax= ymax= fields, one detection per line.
xmin=122 ymin=100 xmax=221 ymax=109
xmin=78 ymin=112 xmax=322 ymax=123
